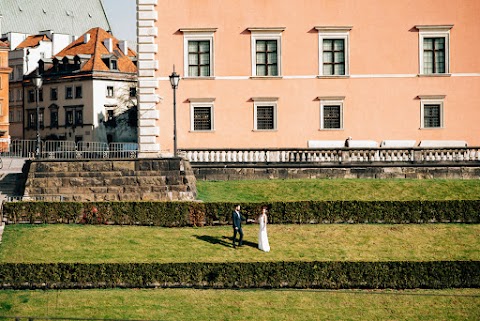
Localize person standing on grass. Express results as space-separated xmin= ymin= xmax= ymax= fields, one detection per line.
xmin=232 ymin=204 xmax=245 ymax=248
xmin=258 ymin=206 xmax=270 ymax=252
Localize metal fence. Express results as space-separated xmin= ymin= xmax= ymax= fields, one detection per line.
xmin=0 ymin=140 xmax=138 ymax=160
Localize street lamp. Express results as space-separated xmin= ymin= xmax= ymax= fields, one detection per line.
xmin=31 ymin=73 xmax=43 ymax=157
xmin=169 ymin=66 xmax=180 ymax=157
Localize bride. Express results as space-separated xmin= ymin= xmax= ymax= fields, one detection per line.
xmin=258 ymin=206 xmax=270 ymax=252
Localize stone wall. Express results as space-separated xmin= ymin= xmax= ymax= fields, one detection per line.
xmin=193 ymin=165 xmax=480 ymax=181
xmin=24 ymin=158 xmax=197 ymax=201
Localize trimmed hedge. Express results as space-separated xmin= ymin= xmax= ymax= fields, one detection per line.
xmin=0 ymin=261 xmax=478 ymax=290
xmin=2 ymin=200 xmax=480 ymax=226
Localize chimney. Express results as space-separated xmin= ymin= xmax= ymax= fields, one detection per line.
xmin=118 ymin=40 xmax=128 ymax=55
xmin=84 ymin=33 xmax=91 ymax=44
xmin=104 ymin=38 xmax=113 ymax=52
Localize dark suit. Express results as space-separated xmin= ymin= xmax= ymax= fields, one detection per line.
xmin=232 ymin=210 xmax=245 ymax=247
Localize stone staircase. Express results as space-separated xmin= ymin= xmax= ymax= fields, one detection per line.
xmin=23 ymin=158 xmax=197 ymax=201
xmin=0 ymin=157 xmax=29 ymax=203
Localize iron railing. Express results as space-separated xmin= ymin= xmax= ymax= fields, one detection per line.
xmin=0 ymin=140 xmax=138 ymax=160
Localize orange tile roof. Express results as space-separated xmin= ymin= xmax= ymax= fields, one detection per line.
xmin=16 ymin=34 xmax=51 ymax=49
xmin=0 ymin=40 xmax=8 ymax=48
xmin=53 ymin=27 xmax=137 ymax=73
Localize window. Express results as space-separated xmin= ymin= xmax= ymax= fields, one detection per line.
xmin=50 ymin=88 xmax=58 ymax=101
xmin=106 ymin=86 xmax=114 ymax=97
xmin=75 ymin=86 xmax=82 ymax=99
xmin=28 ymin=90 xmax=35 ymax=103
xmin=66 ymin=110 xmax=74 ymax=126
xmin=9 ymin=90 xmax=13 ymax=102
xmin=28 ymin=111 xmax=36 ymax=129
xmin=110 ymin=59 xmax=118 ymax=70
xmin=17 ymin=89 xmax=22 ymax=101
xmin=75 ymin=109 xmax=83 ymax=125
xmin=181 ymin=28 xmax=216 ymax=78
xmin=318 ymin=96 xmax=344 ymax=130
xmin=65 ymin=86 xmax=73 ymax=99
xmin=129 ymin=87 xmax=137 ymax=97
xmin=49 ymin=106 xmax=59 ymax=127
xmin=39 ymin=110 xmax=44 ymax=128
xmin=252 ymin=97 xmax=278 ymax=131
xmin=249 ymin=28 xmax=284 ymax=77
xmin=316 ymin=26 xmax=352 ymax=77
xmin=39 ymin=89 xmax=43 ymax=102
xmin=9 ymin=110 xmax=14 ymax=122
xmin=419 ymin=95 xmax=445 ymax=129
xmin=17 ymin=110 xmax=22 ymax=123
xmin=416 ymin=25 xmax=452 ymax=75
xmin=189 ymin=98 xmax=214 ymax=131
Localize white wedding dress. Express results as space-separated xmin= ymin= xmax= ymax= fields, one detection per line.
xmin=258 ymin=214 xmax=270 ymax=252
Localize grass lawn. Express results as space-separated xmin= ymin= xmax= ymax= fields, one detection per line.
xmin=1 ymin=224 xmax=478 ymax=263
xmin=0 ymin=288 xmax=479 ymax=320
xmin=196 ymin=178 xmax=480 ymax=202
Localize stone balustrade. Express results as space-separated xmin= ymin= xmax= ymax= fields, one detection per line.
xmin=182 ymin=147 xmax=480 ymax=164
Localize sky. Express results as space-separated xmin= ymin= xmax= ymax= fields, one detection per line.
xmin=102 ymin=0 xmax=136 ymax=43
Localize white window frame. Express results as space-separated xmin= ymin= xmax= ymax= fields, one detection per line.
xmin=316 ymin=26 xmax=352 ymax=77
xmin=419 ymin=95 xmax=445 ymax=129
xmin=252 ymin=97 xmax=278 ymax=131
xmin=188 ymin=98 xmax=215 ymax=132
xmin=106 ymin=85 xmax=114 ymax=98
xmin=248 ymin=28 xmax=285 ymax=77
xmin=318 ymin=96 xmax=345 ymax=130
xmin=416 ymin=25 xmax=453 ymax=75
xmin=180 ymin=28 xmax=217 ymax=78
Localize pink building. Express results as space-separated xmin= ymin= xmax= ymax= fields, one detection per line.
xmin=136 ymin=0 xmax=480 ymax=155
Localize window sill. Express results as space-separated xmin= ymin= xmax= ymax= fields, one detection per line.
xmin=317 ymin=75 xmax=350 ymax=79
xmin=419 ymin=127 xmax=444 ymax=130
xmin=183 ymin=76 xmax=216 ymax=80
xmin=250 ymin=76 xmax=283 ymax=80
xmin=189 ymin=130 xmax=215 ymax=133
xmin=319 ymin=128 xmax=344 ymax=131
xmin=417 ymin=73 xmax=451 ymax=77
xmin=252 ymin=129 xmax=278 ymax=132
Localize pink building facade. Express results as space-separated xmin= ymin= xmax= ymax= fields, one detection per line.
xmin=136 ymin=0 xmax=480 ymax=155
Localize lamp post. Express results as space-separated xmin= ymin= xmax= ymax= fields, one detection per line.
xmin=32 ymin=73 xmax=43 ymax=157
xmin=169 ymin=66 xmax=180 ymax=157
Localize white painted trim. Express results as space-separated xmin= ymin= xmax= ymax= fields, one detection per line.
xmin=418 ymin=28 xmax=450 ymax=75
xmin=318 ymin=28 xmax=350 ymax=76
xmin=182 ymin=31 xmax=215 ymax=78
xmin=190 ymin=101 xmax=215 ymax=132
xmin=253 ymin=100 xmax=278 ymax=131
xmin=419 ymin=96 xmax=445 ymax=129
xmin=250 ymin=30 xmax=282 ymax=77
xmin=319 ymin=97 xmax=344 ymax=130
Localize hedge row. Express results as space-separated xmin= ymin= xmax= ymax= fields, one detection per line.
xmin=3 ymin=200 xmax=480 ymax=226
xmin=0 ymin=261 xmax=478 ymax=290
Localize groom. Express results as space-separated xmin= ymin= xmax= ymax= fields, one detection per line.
xmin=232 ymin=204 xmax=245 ymax=248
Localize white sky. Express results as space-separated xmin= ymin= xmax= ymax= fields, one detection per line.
xmin=102 ymin=0 xmax=136 ymax=43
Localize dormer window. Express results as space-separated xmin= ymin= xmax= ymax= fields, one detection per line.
xmin=110 ymin=59 xmax=118 ymax=70
xmin=101 ymin=54 xmax=118 ymax=70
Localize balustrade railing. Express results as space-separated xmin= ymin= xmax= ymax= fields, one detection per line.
xmin=181 ymin=147 xmax=480 ymax=165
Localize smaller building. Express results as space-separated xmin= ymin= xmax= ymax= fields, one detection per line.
xmin=24 ymin=27 xmax=137 ymax=144
xmin=0 ymin=40 xmax=12 ymax=148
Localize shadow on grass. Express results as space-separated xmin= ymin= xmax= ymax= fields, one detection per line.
xmin=194 ymin=235 xmax=258 ymax=249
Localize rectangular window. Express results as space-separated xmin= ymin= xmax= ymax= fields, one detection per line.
xmin=256 ymin=106 xmax=275 ymax=130
xmin=181 ymin=29 xmax=216 ymax=78
xmin=423 ymin=38 xmax=445 ymax=74
xmin=9 ymin=110 xmax=14 ymax=122
xmin=417 ymin=25 xmax=452 ymax=75
xmin=188 ymin=41 xmax=210 ymax=77
xmin=106 ymin=86 xmax=114 ymax=97
xmin=75 ymin=109 xmax=83 ymax=125
xmin=75 ymin=86 xmax=82 ymax=99
xmin=50 ymin=110 xmax=58 ymax=127
xmin=322 ymin=39 xmax=345 ymax=75
xmin=323 ymin=105 xmax=341 ymax=129
xmin=50 ymin=88 xmax=58 ymax=101
xmin=66 ymin=110 xmax=73 ymax=126
xmin=39 ymin=89 xmax=43 ymax=102
xmin=256 ymin=40 xmax=278 ymax=76
xmin=193 ymin=107 xmax=212 ymax=131
xmin=17 ymin=110 xmax=22 ymax=122
xmin=129 ymin=87 xmax=137 ymax=97
xmin=39 ymin=110 xmax=44 ymax=128
xmin=28 ymin=90 xmax=35 ymax=103
xmin=17 ymin=89 xmax=22 ymax=101
xmin=316 ymin=26 xmax=351 ymax=77
xmin=423 ymin=104 xmax=441 ymax=128
xmin=9 ymin=90 xmax=13 ymax=102
xmin=28 ymin=111 xmax=36 ymax=129
xmin=65 ymin=86 xmax=73 ymax=99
